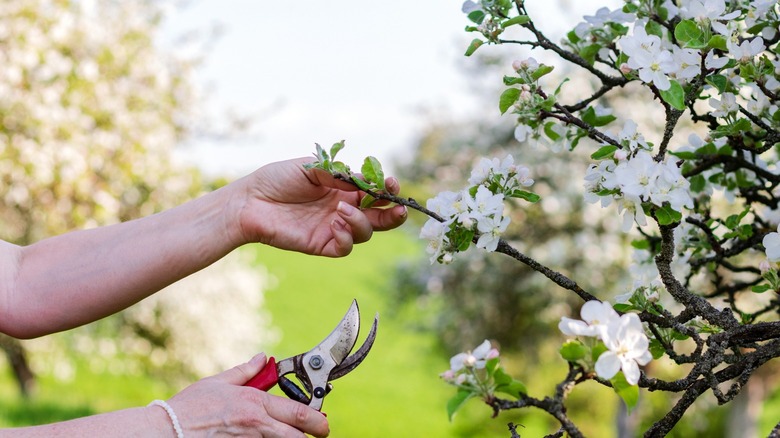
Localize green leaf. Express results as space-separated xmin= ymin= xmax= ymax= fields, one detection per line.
xmin=752 ymin=284 xmax=773 ymax=293
xmin=361 ymin=156 xmax=385 ymax=190
xmin=659 ymin=80 xmax=685 ymax=110
xmin=451 ymin=228 xmax=475 ymax=251
xmin=649 ymin=339 xmax=666 ymax=360
xmin=351 ymin=176 xmax=374 ymax=191
xmin=330 ymin=141 xmax=345 ymax=159
xmin=496 ymin=379 xmax=528 ymax=398
xmin=707 ymin=35 xmax=727 ymax=51
xmin=503 ymin=76 xmax=526 ymax=86
xmin=657 ymin=6 xmax=669 ymax=21
xmin=501 ymin=15 xmax=529 ymax=28
xmin=670 ymin=150 xmax=696 ymax=160
xmin=446 ymin=389 xmax=475 ymax=421
xmin=499 ymin=88 xmax=521 ymax=115
xmin=544 ymin=122 xmax=561 ymax=141
xmin=510 ymin=189 xmax=540 ymax=203
xmin=485 ymin=357 xmax=500 ymax=376
xmin=553 ymin=78 xmax=570 ymax=96
xmin=630 ymin=239 xmax=650 ymax=250
xmin=465 ymin=38 xmax=483 ymax=57
xmin=654 ymin=205 xmax=682 ymax=225
xmin=492 ymin=365 xmax=511 ymax=385
xmin=560 ymin=340 xmax=587 ymax=362
xmin=674 ymin=19 xmax=705 ymax=48
xmin=590 ymin=145 xmax=619 ymax=160
xmin=531 ymin=65 xmax=554 ymax=81
xmin=706 ymin=74 xmax=728 ymax=94
xmin=613 ymin=303 xmax=634 ymax=313
xmin=567 ymin=30 xmax=581 ymax=44
xmin=579 ymin=44 xmax=601 ymax=65
xmin=689 ymin=174 xmax=706 ymax=193
xmin=591 ymin=341 xmax=608 ymax=362
xmin=359 ymin=194 xmax=378 ymax=209
xmin=467 ymin=10 xmax=486 ymax=24
xmin=331 ymin=161 xmax=350 ymax=175
xmin=645 ymin=20 xmax=664 ymax=38
xmin=610 ymin=372 xmax=640 ymax=413
xmin=582 ymin=106 xmax=616 ymax=127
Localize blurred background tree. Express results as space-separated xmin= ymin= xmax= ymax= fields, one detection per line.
xmin=0 ymin=0 xmax=276 ymax=397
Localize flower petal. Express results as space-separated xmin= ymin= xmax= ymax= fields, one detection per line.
xmin=472 ymin=339 xmax=492 ymax=359
xmin=595 ymin=351 xmax=621 ymax=379
xmin=621 ymin=359 xmax=641 ymax=385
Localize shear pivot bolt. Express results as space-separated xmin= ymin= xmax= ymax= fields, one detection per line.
xmin=308 ymin=355 xmax=324 ymax=370
xmin=313 ymin=387 xmax=326 ymax=398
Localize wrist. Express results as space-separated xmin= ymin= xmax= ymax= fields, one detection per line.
xmin=221 ymin=174 xmax=260 ymax=247
xmin=147 ymin=400 xmax=184 ymax=438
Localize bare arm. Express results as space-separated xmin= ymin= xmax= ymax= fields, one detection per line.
xmin=0 ymin=157 xmax=407 ymax=339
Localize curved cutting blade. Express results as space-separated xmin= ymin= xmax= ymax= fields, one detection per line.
xmin=316 ymin=299 xmax=361 ymax=365
xmin=328 ymin=312 xmax=378 ymax=380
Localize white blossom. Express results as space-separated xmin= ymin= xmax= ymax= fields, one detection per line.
xmin=763 ymin=225 xmax=780 ymax=262
xmin=595 ymin=313 xmax=652 ymax=385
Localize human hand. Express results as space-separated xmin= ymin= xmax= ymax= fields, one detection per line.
xmin=163 ymin=353 xmax=329 ymax=437
xmin=234 ymin=157 xmax=407 ymax=257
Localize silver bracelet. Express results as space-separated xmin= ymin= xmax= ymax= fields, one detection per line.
xmin=148 ymin=399 xmax=184 ymax=438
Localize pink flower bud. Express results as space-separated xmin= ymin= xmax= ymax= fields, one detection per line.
xmin=614 ymin=149 xmax=628 ymax=161
xmin=760 ymin=259 xmax=772 ymax=274
xmin=441 ymin=370 xmax=455 ymax=381
xmin=486 ymin=348 xmax=500 ymax=360
xmin=511 ymin=59 xmax=524 ymax=71
xmin=619 ymin=63 xmax=633 ymax=74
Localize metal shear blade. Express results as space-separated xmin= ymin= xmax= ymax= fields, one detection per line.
xmin=249 ymin=299 xmax=378 ymax=411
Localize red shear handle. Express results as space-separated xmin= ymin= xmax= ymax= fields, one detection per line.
xmin=244 ymin=356 xmax=278 ymax=391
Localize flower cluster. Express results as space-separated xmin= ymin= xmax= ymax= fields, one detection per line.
xmin=559 ymin=301 xmax=652 ymax=385
xmin=440 ymin=339 xmax=499 ymax=385
xmin=585 ymin=146 xmax=694 ymax=232
xmin=420 ymin=155 xmax=536 ymax=263
xmin=440 ymin=339 xmax=527 ymax=419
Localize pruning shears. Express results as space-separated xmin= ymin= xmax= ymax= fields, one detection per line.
xmin=244 ymin=299 xmax=378 ymax=411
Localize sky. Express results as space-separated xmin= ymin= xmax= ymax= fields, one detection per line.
xmin=162 ymin=0 xmax=620 ymax=177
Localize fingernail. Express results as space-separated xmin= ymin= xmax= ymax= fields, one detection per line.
xmin=337 ymin=201 xmax=356 ymax=217
xmin=249 ymin=353 xmax=266 ymax=366
xmin=331 ymin=219 xmax=347 ymax=232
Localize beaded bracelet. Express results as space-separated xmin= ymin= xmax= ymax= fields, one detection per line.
xmin=148 ymin=399 xmax=184 ymax=438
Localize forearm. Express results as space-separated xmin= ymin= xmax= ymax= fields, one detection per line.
xmin=1 ymin=181 xmax=248 ymax=339
xmin=0 ymin=406 xmax=172 ymax=438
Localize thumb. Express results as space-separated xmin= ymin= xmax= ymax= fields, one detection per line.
xmin=213 ymin=353 xmax=267 ymax=386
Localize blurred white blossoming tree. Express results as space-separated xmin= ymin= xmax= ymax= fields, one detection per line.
xmin=0 ymin=0 xmax=276 ymax=395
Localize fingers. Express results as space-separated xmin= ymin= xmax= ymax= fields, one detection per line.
xmin=263 ymin=395 xmax=330 ymax=438
xmin=214 ymin=353 xmax=267 ymax=385
xmin=363 ymin=204 xmax=408 ymax=232
xmin=328 ymin=201 xmax=408 ymax=257
xmin=337 ymin=202 xmax=373 ymax=244
xmin=385 ymin=176 xmax=401 ymax=196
